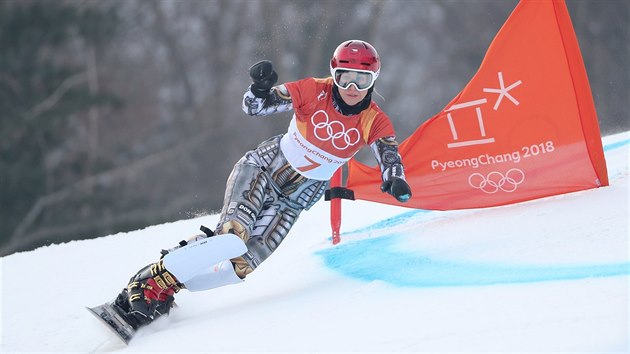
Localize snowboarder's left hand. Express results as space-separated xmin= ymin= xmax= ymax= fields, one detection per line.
xmin=249 ymin=60 xmax=278 ymax=98
xmin=381 ymin=177 xmax=412 ymax=202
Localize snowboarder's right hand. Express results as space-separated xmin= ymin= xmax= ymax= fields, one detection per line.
xmin=249 ymin=60 xmax=278 ymax=98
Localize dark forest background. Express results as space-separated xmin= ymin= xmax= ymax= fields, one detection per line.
xmin=1 ymin=0 xmax=628 ymax=255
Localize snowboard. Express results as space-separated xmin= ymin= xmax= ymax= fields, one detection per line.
xmin=88 ymin=232 xmax=248 ymax=344
xmin=87 ymin=302 xmax=136 ymax=345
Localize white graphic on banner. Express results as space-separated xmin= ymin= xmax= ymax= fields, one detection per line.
xmin=483 ymin=72 xmax=522 ymax=111
xmin=445 ymin=71 xmax=522 ymax=149
xmin=446 ymin=99 xmax=494 ymax=148
xmin=468 ymin=168 xmax=525 ymax=194
xmin=311 ymin=110 xmax=360 ymax=150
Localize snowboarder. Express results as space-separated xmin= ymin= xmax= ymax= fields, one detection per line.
xmin=109 ymin=40 xmax=412 ymax=330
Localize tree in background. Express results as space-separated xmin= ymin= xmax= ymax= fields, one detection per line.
xmin=0 ymin=1 xmax=121 ymax=253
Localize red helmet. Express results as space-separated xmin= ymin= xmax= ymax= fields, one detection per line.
xmin=330 ymin=40 xmax=381 ymax=78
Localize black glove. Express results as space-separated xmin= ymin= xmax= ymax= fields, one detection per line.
xmin=381 ymin=177 xmax=412 ymax=203
xmin=249 ymin=60 xmax=278 ymax=98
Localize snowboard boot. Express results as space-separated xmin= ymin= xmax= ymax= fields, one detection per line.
xmin=112 ymin=259 xmax=183 ymax=329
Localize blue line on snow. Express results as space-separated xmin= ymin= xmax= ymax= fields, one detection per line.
xmin=316 ymin=234 xmax=630 ymax=287
xmin=317 ymin=138 xmax=630 ymax=287
xmin=342 ymin=209 xmax=431 ymax=236
xmin=603 ymin=138 xmax=630 ymax=152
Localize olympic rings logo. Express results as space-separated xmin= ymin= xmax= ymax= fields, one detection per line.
xmin=311 ymin=110 xmax=360 ymax=150
xmin=468 ymin=168 xmax=525 ymax=194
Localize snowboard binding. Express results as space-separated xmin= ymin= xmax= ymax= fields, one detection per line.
xmin=114 ymin=259 xmax=184 ymax=329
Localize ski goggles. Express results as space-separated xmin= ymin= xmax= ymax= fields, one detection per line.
xmin=331 ymin=68 xmax=378 ymax=91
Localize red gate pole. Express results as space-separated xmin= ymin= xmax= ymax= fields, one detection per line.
xmin=330 ymin=168 xmax=342 ymax=245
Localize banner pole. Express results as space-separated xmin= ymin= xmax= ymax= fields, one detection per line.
xmin=330 ymin=168 xmax=342 ymax=245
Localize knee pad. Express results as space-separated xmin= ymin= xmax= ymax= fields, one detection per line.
xmin=183 ymin=260 xmax=242 ymax=292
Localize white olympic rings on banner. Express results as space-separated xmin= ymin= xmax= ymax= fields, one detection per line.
xmin=311 ymin=110 xmax=360 ymax=150
xmin=468 ymin=168 xmax=525 ymax=194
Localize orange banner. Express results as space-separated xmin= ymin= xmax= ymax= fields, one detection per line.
xmin=346 ymin=0 xmax=608 ymax=210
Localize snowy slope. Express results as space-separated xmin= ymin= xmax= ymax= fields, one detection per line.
xmin=1 ymin=132 xmax=628 ymax=353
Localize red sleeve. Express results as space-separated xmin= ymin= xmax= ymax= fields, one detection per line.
xmin=283 ymin=78 xmax=317 ymax=113
xmin=365 ymin=107 xmax=396 ymax=145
